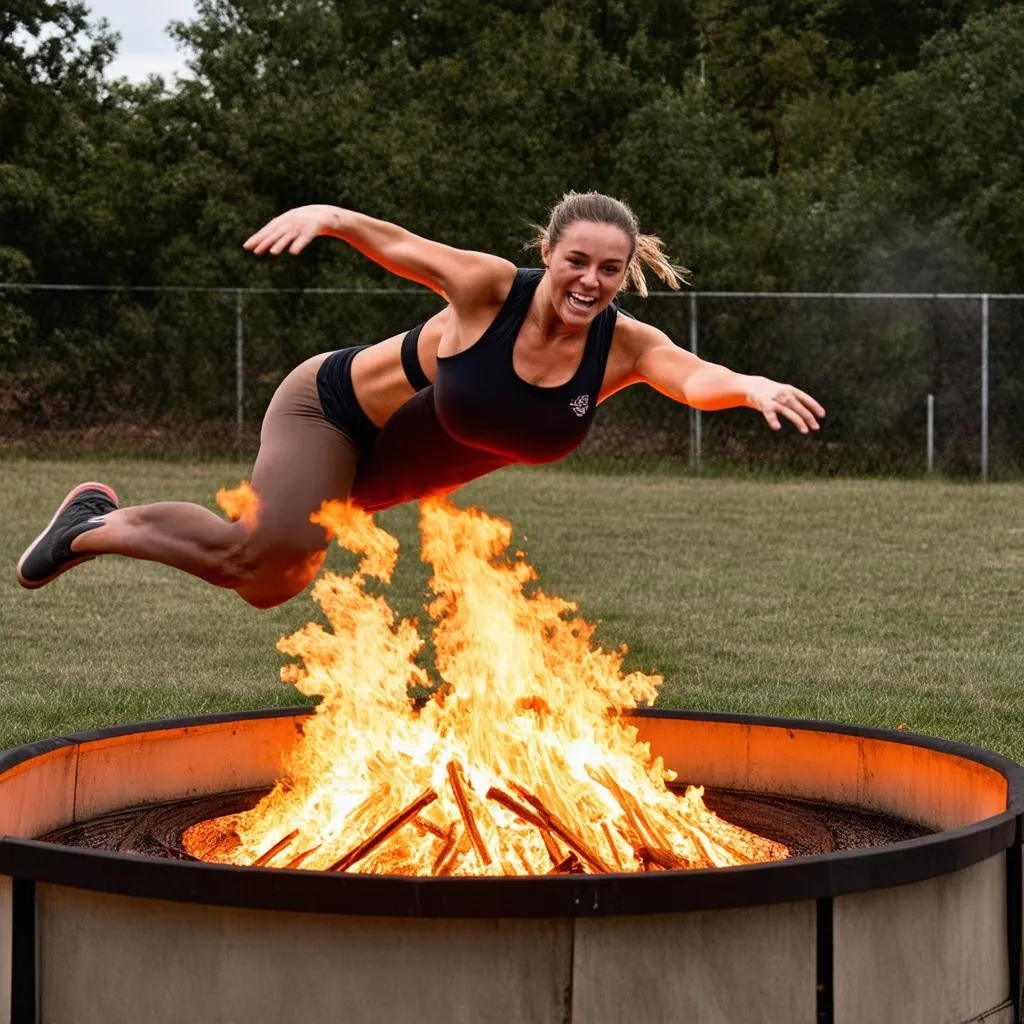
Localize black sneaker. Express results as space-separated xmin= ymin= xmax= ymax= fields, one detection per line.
xmin=16 ymin=482 xmax=119 ymax=589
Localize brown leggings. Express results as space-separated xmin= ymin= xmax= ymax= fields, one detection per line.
xmin=68 ymin=353 xmax=363 ymax=610
xmin=248 ymin=353 xmax=361 ymax=564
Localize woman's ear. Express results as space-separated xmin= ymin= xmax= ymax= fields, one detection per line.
xmin=540 ymin=239 xmax=550 ymax=267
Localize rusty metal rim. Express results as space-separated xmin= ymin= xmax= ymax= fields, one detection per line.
xmin=0 ymin=707 xmax=1019 ymax=919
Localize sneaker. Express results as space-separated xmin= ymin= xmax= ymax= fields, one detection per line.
xmin=16 ymin=482 xmax=120 ymax=589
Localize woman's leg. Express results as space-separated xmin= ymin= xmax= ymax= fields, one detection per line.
xmin=18 ymin=354 xmax=360 ymax=609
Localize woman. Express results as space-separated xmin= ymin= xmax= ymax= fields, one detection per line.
xmin=16 ymin=191 xmax=824 ymax=609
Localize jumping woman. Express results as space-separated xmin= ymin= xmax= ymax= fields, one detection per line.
xmin=16 ymin=191 xmax=824 ymax=609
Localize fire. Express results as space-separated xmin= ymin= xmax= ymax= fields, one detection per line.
xmin=185 ymin=497 xmax=787 ymax=875
xmin=215 ymin=481 xmax=260 ymax=529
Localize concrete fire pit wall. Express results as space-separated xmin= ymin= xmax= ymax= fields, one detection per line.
xmin=0 ymin=708 xmax=1016 ymax=1024
xmin=638 ymin=712 xmax=1019 ymax=1024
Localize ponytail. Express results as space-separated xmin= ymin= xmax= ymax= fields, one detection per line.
xmin=624 ymin=233 xmax=690 ymax=297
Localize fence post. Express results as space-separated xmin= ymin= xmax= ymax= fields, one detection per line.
xmin=689 ymin=292 xmax=702 ymax=466
xmin=235 ymin=290 xmax=245 ymax=450
xmin=926 ymin=394 xmax=934 ymax=473
xmin=981 ymin=294 xmax=989 ymax=482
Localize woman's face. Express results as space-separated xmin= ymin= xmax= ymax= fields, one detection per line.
xmin=544 ymin=220 xmax=631 ymax=327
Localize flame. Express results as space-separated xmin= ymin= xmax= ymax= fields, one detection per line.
xmin=186 ymin=497 xmax=786 ymax=875
xmin=216 ymin=481 xmax=260 ymax=529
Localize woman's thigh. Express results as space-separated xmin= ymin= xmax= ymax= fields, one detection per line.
xmin=249 ymin=353 xmax=360 ymax=559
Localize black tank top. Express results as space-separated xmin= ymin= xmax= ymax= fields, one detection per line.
xmin=349 ymin=268 xmax=618 ymax=512
xmin=400 ymin=323 xmax=431 ymax=391
xmin=350 ymin=386 xmax=509 ymax=512
xmin=433 ymin=268 xmax=617 ymax=464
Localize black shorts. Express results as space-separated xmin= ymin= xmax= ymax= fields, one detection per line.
xmin=315 ymin=347 xmax=381 ymax=456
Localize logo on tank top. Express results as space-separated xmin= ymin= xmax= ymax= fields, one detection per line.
xmin=570 ymin=395 xmax=590 ymax=418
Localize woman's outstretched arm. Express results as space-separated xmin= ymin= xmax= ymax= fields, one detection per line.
xmin=621 ymin=319 xmax=825 ymax=434
xmin=243 ymin=204 xmax=512 ymax=308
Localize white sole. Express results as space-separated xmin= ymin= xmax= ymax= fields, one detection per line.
xmin=16 ymin=481 xmax=120 ymax=589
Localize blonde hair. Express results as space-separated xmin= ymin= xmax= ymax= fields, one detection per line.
xmin=530 ymin=190 xmax=689 ymax=297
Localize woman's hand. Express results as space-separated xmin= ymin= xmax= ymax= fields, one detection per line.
xmin=746 ymin=377 xmax=825 ymax=434
xmin=243 ymin=205 xmax=341 ymax=256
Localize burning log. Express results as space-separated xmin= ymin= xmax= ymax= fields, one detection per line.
xmin=540 ymin=830 xmax=565 ymax=867
xmin=549 ymin=852 xmax=585 ymax=875
xmin=485 ymin=785 xmax=563 ymax=868
xmin=252 ymin=829 xmax=300 ymax=868
xmin=638 ymin=845 xmax=684 ymax=871
xmin=637 ymin=847 xmax=662 ymax=872
xmin=485 ymin=786 xmax=546 ymax=831
xmin=413 ymin=816 xmax=448 ymax=841
xmin=284 ymin=846 xmax=321 ymax=870
xmin=683 ymin=825 xmax=725 ymax=869
xmin=590 ymin=767 xmax=695 ymax=870
xmin=508 ymin=782 xmax=613 ymax=874
xmin=433 ymin=827 xmax=470 ymax=877
xmin=328 ymin=789 xmax=438 ymax=873
xmin=431 ymin=824 xmax=459 ymax=875
xmin=510 ymin=839 xmax=535 ymax=876
xmin=601 ymin=820 xmax=625 ymax=872
xmin=446 ymin=761 xmax=492 ymax=868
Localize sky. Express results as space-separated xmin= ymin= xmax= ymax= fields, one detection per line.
xmin=85 ymin=0 xmax=199 ymax=83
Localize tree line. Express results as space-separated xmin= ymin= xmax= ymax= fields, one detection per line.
xmin=1 ymin=0 xmax=1021 ymax=468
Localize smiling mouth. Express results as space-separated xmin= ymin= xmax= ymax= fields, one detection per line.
xmin=567 ymin=291 xmax=597 ymax=311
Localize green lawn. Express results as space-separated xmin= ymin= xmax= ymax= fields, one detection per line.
xmin=2 ymin=459 xmax=1023 ymax=760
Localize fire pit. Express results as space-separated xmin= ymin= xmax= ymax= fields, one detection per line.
xmin=0 ymin=707 xmax=1018 ymax=1024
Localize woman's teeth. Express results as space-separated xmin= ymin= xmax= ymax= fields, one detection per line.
xmin=568 ymin=292 xmax=596 ymax=309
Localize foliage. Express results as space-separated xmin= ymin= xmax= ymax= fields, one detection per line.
xmin=0 ymin=0 xmax=1020 ymax=467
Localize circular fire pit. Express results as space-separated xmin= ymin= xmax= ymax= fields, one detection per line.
xmin=0 ymin=708 xmax=1019 ymax=1024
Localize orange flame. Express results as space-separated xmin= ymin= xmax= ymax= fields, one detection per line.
xmin=215 ymin=481 xmax=260 ymax=530
xmin=310 ymin=500 xmax=399 ymax=583
xmin=188 ymin=497 xmax=786 ymax=874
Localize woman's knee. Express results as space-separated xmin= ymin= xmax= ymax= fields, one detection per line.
xmin=233 ymin=546 xmax=327 ymax=609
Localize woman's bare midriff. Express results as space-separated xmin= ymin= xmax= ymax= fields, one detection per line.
xmin=350 ymin=309 xmax=449 ymax=427
xmin=349 ymin=334 xmax=414 ymax=427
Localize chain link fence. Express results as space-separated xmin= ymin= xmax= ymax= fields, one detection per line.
xmin=1 ymin=283 xmax=1021 ymax=477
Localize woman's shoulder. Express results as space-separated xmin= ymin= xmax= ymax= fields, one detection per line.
xmin=448 ymin=253 xmax=518 ymax=306
xmin=611 ymin=305 xmax=670 ymax=353
xmin=514 ymin=265 xmax=544 ymax=280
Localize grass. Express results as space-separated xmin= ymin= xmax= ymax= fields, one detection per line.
xmin=1 ymin=458 xmax=1023 ymax=761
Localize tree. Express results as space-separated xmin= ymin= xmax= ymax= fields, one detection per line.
xmin=0 ymin=1 xmax=118 ymax=281
xmin=861 ymin=5 xmax=1024 ymax=289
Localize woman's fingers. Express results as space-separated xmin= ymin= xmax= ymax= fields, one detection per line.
xmin=750 ymin=378 xmax=826 ymax=434
xmin=784 ymin=393 xmax=821 ymax=432
xmin=778 ymin=403 xmax=811 ymax=433
xmin=268 ymin=229 xmax=298 ymax=255
xmin=243 ymin=216 xmax=286 ymax=252
xmin=243 ymin=213 xmax=317 ymax=256
xmin=243 ymin=226 xmax=285 ymax=254
xmin=757 ymin=385 xmax=827 ymax=432
xmin=794 ymin=388 xmax=826 ymax=419
xmin=288 ymin=226 xmax=319 ymax=255
xmin=761 ymin=390 xmax=825 ymax=434
xmin=242 ymin=229 xmax=269 ymax=252
xmin=762 ymin=403 xmax=802 ymax=433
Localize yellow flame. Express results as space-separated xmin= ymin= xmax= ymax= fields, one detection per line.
xmin=215 ymin=481 xmax=260 ymax=530
xmin=190 ymin=497 xmax=786 ymax=875
xmin=311 ymin=500 xmax=399 ymax=583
